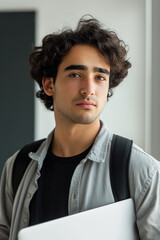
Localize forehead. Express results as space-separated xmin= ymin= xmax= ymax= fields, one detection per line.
xmin=59 ymin=44 xmax=110 ymax=70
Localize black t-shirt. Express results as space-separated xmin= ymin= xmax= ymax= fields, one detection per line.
xmin=29 ymin=144 xmax=91 ymax=226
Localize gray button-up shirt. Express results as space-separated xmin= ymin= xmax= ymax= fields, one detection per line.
xmin=0 ymin=121 xmax=160 ymax=240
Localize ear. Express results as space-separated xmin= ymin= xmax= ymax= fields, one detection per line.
xmin=42 ymin=77 xmax=54 ymax=96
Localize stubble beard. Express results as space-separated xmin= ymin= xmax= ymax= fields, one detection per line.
xmin=56 ymin=106 xmax=102 ymax=125
xmin=54 ymin=92 xmax=103 ymax=125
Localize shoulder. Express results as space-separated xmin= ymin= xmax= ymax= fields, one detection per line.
xmin=2 ymin=150 xmax=20 ymax=176
xmin=130 ymin=143 xmax=160 ymax=176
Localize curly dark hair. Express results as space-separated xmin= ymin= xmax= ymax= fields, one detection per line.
xmin=29 ymin=15 xmax=131 ymax=111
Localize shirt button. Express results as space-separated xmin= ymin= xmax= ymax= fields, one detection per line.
xmin=27 ymin=193 xmax=31 ymax=198
xmin=24 ymin=218 xmax=28 ymax=223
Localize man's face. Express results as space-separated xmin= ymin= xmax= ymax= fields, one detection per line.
xmin=53 ymin=44 xmax=110 ymax=125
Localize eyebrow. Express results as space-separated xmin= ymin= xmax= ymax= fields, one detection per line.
xmin=64 ymin=64 xmax=110 ymax=75
xmin=94 ymin=67 xmax=110 ymax=75
xmin=64 ymin=65 xmax=87 ymax=71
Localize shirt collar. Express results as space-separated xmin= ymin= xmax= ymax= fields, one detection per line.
xmin=28 ymin=130 xmax=54 ymax=167
xmin=28 ymin=121 xmax=112 ymax=166
xmin=84 ymin=121 xmax=112 ymax=163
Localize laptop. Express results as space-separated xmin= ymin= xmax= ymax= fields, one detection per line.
xmin=18 ymin=198 xmax=139 ymax=240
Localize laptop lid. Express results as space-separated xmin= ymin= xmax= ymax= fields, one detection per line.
xmin=18 ymin=198 xmax=139 ymax=240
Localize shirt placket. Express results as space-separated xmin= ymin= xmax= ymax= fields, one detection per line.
xmin=68 ymin=161 xmax=85 ymax=215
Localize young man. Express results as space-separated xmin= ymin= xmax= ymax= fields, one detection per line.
xmin=0 ymin=16 xmax=160 ymax=240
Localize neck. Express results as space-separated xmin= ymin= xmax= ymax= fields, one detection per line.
xmin=52 ymin=119 xmax=101 ymax=157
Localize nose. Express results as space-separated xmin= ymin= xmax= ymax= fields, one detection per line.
xmin=80 ymin=77 xmax=95 ymax=96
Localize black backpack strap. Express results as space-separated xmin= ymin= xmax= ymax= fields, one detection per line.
xmin=12 ymin=138 xmax=46 ymax=199
xmin=110 ymin=134 xmax=133 ymax=202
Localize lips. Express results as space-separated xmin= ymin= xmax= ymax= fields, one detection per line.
xmin=76 ymin=100 xmax=96 ymax=108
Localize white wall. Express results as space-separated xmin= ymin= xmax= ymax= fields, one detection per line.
xmin=152 ymin=0 xmax=160 ymax=159
xmin=1 ymin=0 xmax=149 ymax=151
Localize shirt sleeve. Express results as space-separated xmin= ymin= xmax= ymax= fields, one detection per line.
xmin=0 ymin=152 xmax=19 ymax=240
xmin=129 ymin=145 xmax=160 ymax=240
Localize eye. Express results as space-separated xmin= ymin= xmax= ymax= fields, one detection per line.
xmin=96 ymin=75 xmax=106 ymax=81
xmin=69 ymin=73 xmax=81 ymax=78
